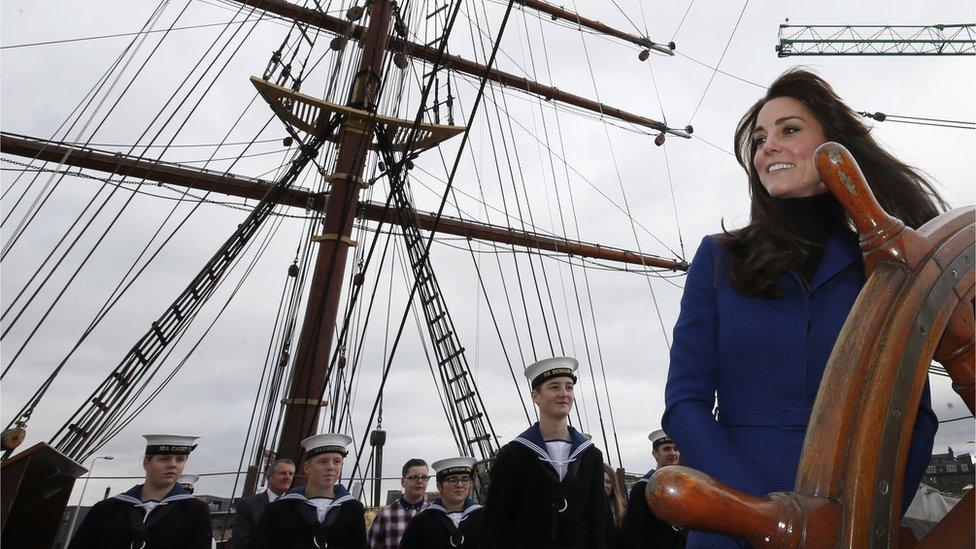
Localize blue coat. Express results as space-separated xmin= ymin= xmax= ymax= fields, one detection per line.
xmin=662 ymin=226 xmax=937 ymax=548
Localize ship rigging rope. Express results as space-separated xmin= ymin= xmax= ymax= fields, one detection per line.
xmin=506 ymin=18 xmax=581 ymax=360
xmin=1 ymin=162 xmax=686 ymax=280
xmin=1 ymin=0 xmax=191 ymax=353
xmin=459 ymin=2 xmax=548 ymax=411
xmin=442 ymin=3 xmax=648 ymax=454
xmin=0 ymin=0 xmax=173 ymax=209
xmin=670 ymin=0 xmax=696 ymax=43
xmin=301 ymin=0 xmax=487 ymax=467
xmin=0 ymin=4 xmax=272 ymax=379
xmin=347 ymin=0 xmax=521 ymax=478
xmin=489 ymin=54 xmax=569 ymax=361
xmin=461 ymin=77 xmax=684 ymax=258
xmin=0 ymin=0 xmax=278 ymax=263
xmin=471 ymin=0 xmax=597 ymax=429
xmin=0 ymin=0 xmax=184 ymax=250
xmin=633 ymin=0 xmax=686 ymax=261
xmin=0 ymin=17 xmax=274 ymax=50
xmin=572 ymin=0 xmax=673 ymax=351
xmin=398 ymin=20 xmax=540 ymax=428
xmin=0 ymin=4 xmax=314 ymax=444
xmin=0 ymin=0 xmax=262 ymax=334
xmin=305 ymin=84 xmax=405 ymax=456
xmin=574 ymin=47 xmax=663 ymax=467
xmin=0 ymin=119 xmax=278 ymax=416
xmin=85 ymin=211 xmax=288 ymax=457
xmin=261 ymin=0 xmax=464 ymax=464
xmin=480 ymin=83 xmax=542 ymax=363
xmin=539 ymin=4 xmax=632 ymax=467
xmin=55 ymin=197 xmax=287 ymax=458
xmin=191 ymin=213 xmax=297 ymax=503
xmin=400 ymin=32 xmax=542 ymax=419
xmin=57 ymin=136 xmax=288 ymax=149
xmin=436 ymin=125 xmax=536 ymax=424
xmin=253 ymin=201 xmax=321 ymax=479
xmin=243 ymin=0 xmax=379 ymax=464
xmin=686 ymin=0 xmax=750 ymax=125
xmin=449 ymin=3 xmax=684 ymax=262
xmin=233 ymin=222 xmax=308 ymax=498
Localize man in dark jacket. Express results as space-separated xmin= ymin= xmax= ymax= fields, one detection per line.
xmin=232 ymin=458 xmax=295 ymax=548
xmin=621 ymin=429 xmax=685 ymax=548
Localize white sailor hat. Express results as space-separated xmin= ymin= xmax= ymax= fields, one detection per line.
xmin=178 ymin=474 xmax=200 ymax=493
xmin=143 ymin=434 xmax=199 ymax=456
xmin=432 ymin=457 xmax=476 ymax=482
xmin=524 ymin=357 xmax=578 ymax=389
xmin=648 ymin=429 xmax=674 ymax=450
xmin=301 ymin=433 xmax=353 ymax=459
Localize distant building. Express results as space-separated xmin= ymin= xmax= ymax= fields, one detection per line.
xmin=922 ymin=447 xmax=974 ymax=496
xmin=200 ymin=495 xmax=233 ymax=546
xmin=198 ymin=494 xmax=232 ymax=513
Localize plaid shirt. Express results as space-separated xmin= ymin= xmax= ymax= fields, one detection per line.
xmin=367 ymin=497 xmax=429 ymax=549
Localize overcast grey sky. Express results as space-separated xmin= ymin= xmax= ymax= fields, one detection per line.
xmin=2 ymin=0 xmax=974 ymax=506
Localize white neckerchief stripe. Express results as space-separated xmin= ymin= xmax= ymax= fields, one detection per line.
xmin=568 ymin=439 xmax=593 ymax=461
xmin=512 ymin=437 xmax=550 ymax=461
xmin=280 ymin=492 xmax=355 ymax=507
xmin=112 ymin=493 xmax=195 ymax=505
xmin=427 ymin=503 xmax=484 ymax=520
xmin=513 ymin=437 xmax=593 ymax=469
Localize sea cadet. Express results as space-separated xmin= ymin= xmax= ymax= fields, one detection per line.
xmin=621 ymin=429 xmax=685 ymax=548
xmin=251 ymin=433 xmax=366 ymax=549
xmin=68 ymin=434 xmax=211 ymax=549
xmin=399 ymin=457 xmax=485 ymax=549
xmin=483 ymin=357 xmax=606 ymax=548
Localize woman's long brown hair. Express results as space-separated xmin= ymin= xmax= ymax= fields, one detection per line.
xmin=716 ymin=69 xmax=947 ymax=298
xmin=604 ymin=463 xmax=627 ymax=527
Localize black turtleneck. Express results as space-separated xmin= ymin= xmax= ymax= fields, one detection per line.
xmin=776 ymin=191 xmax=844 ymax=283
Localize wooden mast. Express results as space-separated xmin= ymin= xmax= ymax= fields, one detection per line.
xmin=274 ymin=0 xmax=395 ymax=465
xmin=231 ymin=0 xmax=690 ymax=138
xmin=514 ymin=0 xmax=675 ymax=54
xmin=0 ymin=132 xmax=687 ymax=271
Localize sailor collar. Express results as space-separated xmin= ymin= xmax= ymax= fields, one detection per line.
xmin=425 ymin=498 xmax=482 ymax=520
xmin=633 ymin=468 xmax=655 ymax=486
xmin=512 ymin=422 xmax=593 ymax=473
xmin=279 ymin=484 xmax=355 ymax=508
xmin=111 ymin=484 xmax=196 ymax=518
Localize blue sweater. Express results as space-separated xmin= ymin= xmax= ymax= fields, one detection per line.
xmin=662 ymin=227 xmax=937 ymax=547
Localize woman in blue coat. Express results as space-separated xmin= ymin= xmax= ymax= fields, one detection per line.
xmin=662 ymin=69 xmax=944 ymax=548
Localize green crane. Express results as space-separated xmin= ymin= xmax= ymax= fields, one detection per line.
xmin=776 ymin=23 xmax=975 ymax=56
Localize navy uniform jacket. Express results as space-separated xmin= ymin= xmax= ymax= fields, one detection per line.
xmin=399 ymin=498 xmax=485 ymax=549
xmin=68 ymin=484 xmax=211 ymax=549
xmin=483 ymin=423 xmax=606 ymax=549
xmin=232 ymin=490 xmax=274 ymax=549
xmin=620 ymin=470 xmax=684 ymax=548
xmin=663 ymin=230 xmax=937 ymax=548
xmin=251 ymin=484 xmax=366 ymax=549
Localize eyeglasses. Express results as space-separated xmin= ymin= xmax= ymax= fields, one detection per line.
xmin=405 ymin=475 xmax=430 ymax=483
xmin=443 ymin=477 xmax=471 ymax=486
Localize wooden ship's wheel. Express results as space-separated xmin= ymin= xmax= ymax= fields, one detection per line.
xmin=646 ymin=142 xmax=975 ymax=548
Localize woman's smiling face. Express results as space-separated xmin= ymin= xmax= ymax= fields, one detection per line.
xmin=752 ymin=96 xmax=829 ymax=199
